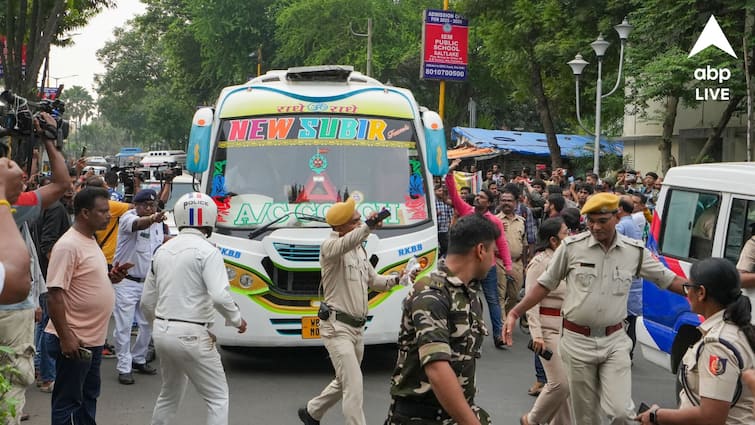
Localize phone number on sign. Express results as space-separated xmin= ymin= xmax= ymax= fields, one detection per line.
xmin=425 ymin=68 xmax=466 ymax=78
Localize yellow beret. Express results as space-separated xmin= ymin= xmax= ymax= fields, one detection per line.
xmin=326 ymin=197 xmax=356 ymax=226
xmin=581 ymin=193 xmax=620 ymax=215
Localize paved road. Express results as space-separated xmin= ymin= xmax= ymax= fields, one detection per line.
xmin=23 ymin=326 xmax=677 ymax=424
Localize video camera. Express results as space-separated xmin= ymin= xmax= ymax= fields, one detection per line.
xmin=112 ymin=166 xmax=149 ymax=198
xmin=153 ymin=162 xmax=182 ymax=182
xmin=0 ymin=89 xmax=69 ymax=145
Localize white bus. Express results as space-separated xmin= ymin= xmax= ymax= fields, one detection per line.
xmin=185 ymin=65 xmax=447 ymax=347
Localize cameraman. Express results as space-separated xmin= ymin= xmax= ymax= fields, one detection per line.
xmin=2 ymin=112 xmax=70 ymax=423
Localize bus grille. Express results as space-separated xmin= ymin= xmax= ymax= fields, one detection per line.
xmin=273 ymin=243 xmax=320 ymax=262
xmin=262 ymin=257 xmax=321 ymax=294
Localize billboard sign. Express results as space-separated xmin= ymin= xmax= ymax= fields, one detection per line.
xmin=420 ymin=9 xmax=468 ymax=81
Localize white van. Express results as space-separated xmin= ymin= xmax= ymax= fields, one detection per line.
xmin=638 ymin=162 xmax=755 ymax=376
xmin=140 ymin=150 xmax=186 ymax=167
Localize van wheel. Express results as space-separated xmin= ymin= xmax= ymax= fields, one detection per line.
xmin=675 ymin=373 xmax=682 ymax=405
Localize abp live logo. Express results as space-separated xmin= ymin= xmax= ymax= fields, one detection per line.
xmin=689 ymin=15 xmax=737 ymax=101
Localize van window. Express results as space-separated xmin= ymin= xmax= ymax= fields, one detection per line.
xmin=660 ymin=189 xmax=720 ymax=260
xmin=724 ymin=198 xmax=755 ymax=264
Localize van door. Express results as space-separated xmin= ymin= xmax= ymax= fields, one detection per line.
xmin=723 ymin=196 xmax=755 ymax=320
xmin=645 ymin=189 xmax=721 ymax=336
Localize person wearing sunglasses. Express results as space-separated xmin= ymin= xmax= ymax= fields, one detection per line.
xmin=637 ymin=257 xmax=755 ymax=425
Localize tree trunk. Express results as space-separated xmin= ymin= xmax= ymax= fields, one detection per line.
xmin=2 ymin=0 xmax=66 ymax=96
xmin=694 ymin=95 xmax=744 ymax=163
xmin=659 ymin=95 xmax=679 ymax=174
xmin=529 ymin=57 xmax=562 ymax=170
xmin=746 ymin=7 xmax=755 ymax=161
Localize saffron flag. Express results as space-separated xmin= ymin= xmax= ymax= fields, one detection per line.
xmin=452 ymin=171 xmax=482 ymax=195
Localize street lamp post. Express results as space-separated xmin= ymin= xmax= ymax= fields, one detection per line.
xmin=51 ymin=74 xmax=78 ymax=88
xmin=568 ymin=18 xmax=633 ymax=176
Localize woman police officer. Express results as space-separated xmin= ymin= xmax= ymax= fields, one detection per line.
xmin=637 ymin=257 xmax=755 ymax=425
xmin=520 ymin=217 xmax=572 ymax=425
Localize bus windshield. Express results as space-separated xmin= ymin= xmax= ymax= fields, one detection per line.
xmin=209 ymin=115 xmax=431 ymax=229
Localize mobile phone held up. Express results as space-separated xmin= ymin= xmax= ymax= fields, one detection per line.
xmin=637 ymin=402 xmax=650 ymax=414
xmin=365 ymin=208 xmax=391 ymax=227
xmin=527 ymin=339 xmax=553 ymax=360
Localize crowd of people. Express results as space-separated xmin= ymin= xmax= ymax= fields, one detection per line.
xmin=0 ymin=118 xmax=205 ymax=425
xmin=4 ymin=137 xmax=755 ymax=425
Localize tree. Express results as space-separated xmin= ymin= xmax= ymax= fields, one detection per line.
xmin=60 ymin=85 xmax=95 ymax=124
xmin=626 ymin=0 xmax=749 ymax=172
xmin=462 ymin=0 xmax=629 ymax=172
xmin=0 ymin=0 xmax=114 ymax=97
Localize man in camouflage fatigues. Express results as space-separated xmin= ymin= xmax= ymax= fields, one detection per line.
xmin=386 ymin=214 xmax=500 ymax=425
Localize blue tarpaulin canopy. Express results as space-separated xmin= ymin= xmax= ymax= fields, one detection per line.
xmin=450 ymin=127 xmax=623 ymax=158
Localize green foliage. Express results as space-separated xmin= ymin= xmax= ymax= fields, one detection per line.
xmin=60 ymin=85 xmax=95 ymax=124
xmin=0 ymin=345 xmax=20 ymax=422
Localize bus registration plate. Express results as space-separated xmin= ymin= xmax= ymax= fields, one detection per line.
xmin=302 ymin=316 xmax=320 ymax=339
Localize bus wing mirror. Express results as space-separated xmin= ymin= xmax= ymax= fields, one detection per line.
xmin=187 ymin=107 xmax=214 ymax=174
xmin=421 ymin=110 xmax=448 ymax=176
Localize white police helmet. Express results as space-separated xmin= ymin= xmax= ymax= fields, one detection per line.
xmin=173 ymin=192 xmax=217 ymax=232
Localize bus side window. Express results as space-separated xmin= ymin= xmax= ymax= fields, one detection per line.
xmin=660 ymin=190 xmax=719 ymax=260
xmin=724 ymin=199 xmax=755 ymax=264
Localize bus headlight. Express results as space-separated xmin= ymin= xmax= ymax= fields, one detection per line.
xmin=239 ymin=274 xmax=254 ymax=289
xmin=226 ymin=267 xmax=237 ymax=280
xmin=380 ymin=249 xmax=437 ymax=276
xmin=225 ymin=262 xmax=269 ymax=293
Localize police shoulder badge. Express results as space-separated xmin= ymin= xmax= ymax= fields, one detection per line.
xmin=709 ymin=354 xmax=728 ymax=376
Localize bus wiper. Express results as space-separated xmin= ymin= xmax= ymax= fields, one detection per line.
xmin=248 ymin=211 xmax=326 ymax=239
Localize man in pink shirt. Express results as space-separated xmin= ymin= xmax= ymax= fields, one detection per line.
xmin=446 ymin=159 xmax=513 ymax=348
xmin=45 ymin=187 xmax=130 ymax=425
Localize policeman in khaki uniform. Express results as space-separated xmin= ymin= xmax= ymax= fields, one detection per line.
xmin=504 ymin=193 xmax=688 ymax=425
xmin=496 ymin=188 xmax=527 ymax=320
xmin=386 ymin=214 xmax=499 ymax=425
xmin=299 ymin=198 xmax=407 ymax=425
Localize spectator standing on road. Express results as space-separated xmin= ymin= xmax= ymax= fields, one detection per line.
xmin=112 ymin=188 xmax=168 ymax=385
xmin=1 ymin=113 xmax=71 ymax=424
xmin=140 ymin=192 xmax=247 ymax=425
xmin=298 ymin=197 xmax=410 ymax=425
xmin=45 ymin=187 xmax=130 ymax=425
xmin=385 ymin=214 xmax=499 ymax=425
xmin=636 ymin=258 xmax=755 ymax=425
xmin=0 ymin=157 xmax=30 ymax=304
xmin=504 ymin=193 xmax=688 ymax=425
xmin=32 ymin=180 xmax=74 ymax=392
xmin=445 ymin=158 xmax=512 ymax=349
xmin=521 ymin=217 xmax=571 ymax=425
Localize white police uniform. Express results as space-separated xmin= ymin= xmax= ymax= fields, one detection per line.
xmin=140 ymin=193 xmax=242 ymax=425
xmin=112 ymin=208 xmax=165 ymax=375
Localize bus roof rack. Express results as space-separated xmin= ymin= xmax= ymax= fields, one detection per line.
xmin=286 ymin=65 xmax=355 ymax=82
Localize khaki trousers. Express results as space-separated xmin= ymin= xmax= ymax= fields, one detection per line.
xmin=0 ymin=309 xmax=36 ymax=425
xmin=559 ymin=327 xmax=635 ymax=425
xmin=308 ymin=318 xmax=366 ymax=425
xmin=497 ymin=259 xmax=524 ymax=320
xmin=527 ymin=315 xmax=571 ymax=425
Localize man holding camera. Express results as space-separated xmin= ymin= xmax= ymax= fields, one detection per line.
xmin=112 ymin=188 xmax=169 ymax=385
xmin=298 ymin=197 xmax=413 ymax=425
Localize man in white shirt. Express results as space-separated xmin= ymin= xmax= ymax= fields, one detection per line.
xmin=112 ymin=189 xmax=168 ymax=384
xmin=141 ymin=192 xmax=246 ymax=425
